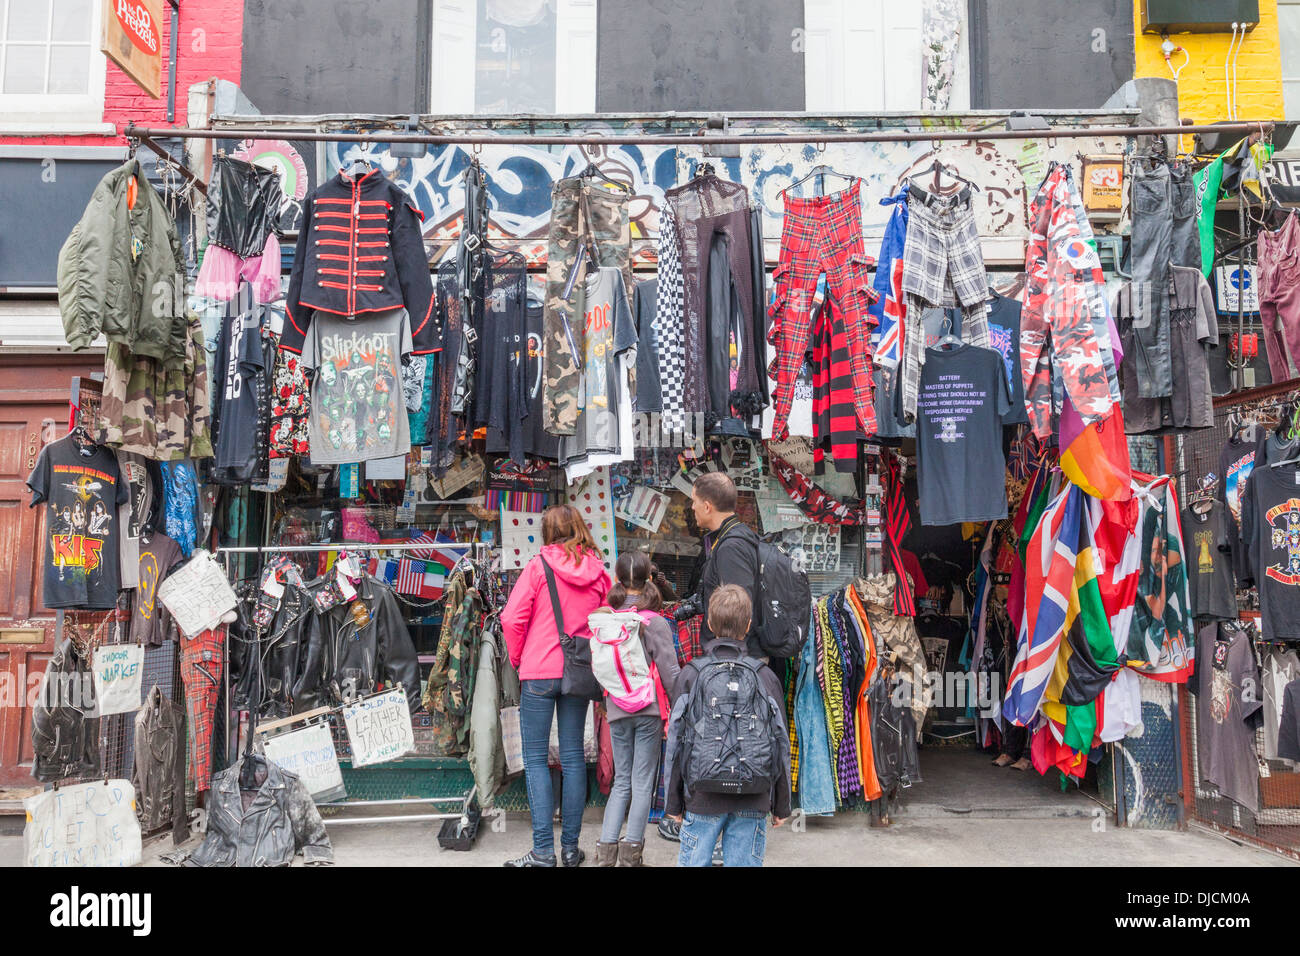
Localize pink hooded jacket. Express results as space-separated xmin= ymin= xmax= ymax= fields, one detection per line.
xmin=503 ymin=544 xmax=611 ymax=680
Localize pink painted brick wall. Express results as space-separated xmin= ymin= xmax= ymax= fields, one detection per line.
xmin=6 ymin=0 xmax=244 ymax=147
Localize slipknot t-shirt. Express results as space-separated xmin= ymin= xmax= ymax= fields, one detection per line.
xmin=27 ymin=436 xmax=129 ymax=610
xmin=301 ymin=308 xmax=412 ymax=464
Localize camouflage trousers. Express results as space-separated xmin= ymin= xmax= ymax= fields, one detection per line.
xmin=543 ymin=176 xmax=633 ymax=436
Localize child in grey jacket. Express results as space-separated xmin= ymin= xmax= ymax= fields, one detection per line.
xmin=594 ymin=552 xmax=682 ymax=866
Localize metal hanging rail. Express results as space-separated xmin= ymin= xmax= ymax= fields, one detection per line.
xmin=124 ymin=121 xmax=1273 ymax=148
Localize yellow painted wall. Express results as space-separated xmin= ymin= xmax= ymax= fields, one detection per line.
xmin=1133 ymin=0 xmax=1284 ymax=123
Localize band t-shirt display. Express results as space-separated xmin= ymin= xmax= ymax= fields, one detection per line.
xmin=914 ymin=344 xmax=1011 ymax=526
xmin=301 ymin=308 xmax=413 ymax=465
xmin=27 ymin=436 xmax=130 ymax=610
xmin=1218 ymin=434 xmax=1257 ymax=584
xmin=1182 ymin=501 xmax=1237 ymax=621
xmin=1195 ymin=623 xmax=1263 ymax=812
xmin=116 ymin=449 xmax=153 ymax=590
xmin=558 ymin=267 xmax=636 ymax=480
xmin=1240 ymin=459 xmax=1300 ymax=642
xmin=129 ymin=532 xmax=184 ymax=647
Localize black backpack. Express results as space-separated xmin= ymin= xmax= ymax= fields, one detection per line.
xmin=752 ymin=539 xmax=812 ymax=659
xmin=678 ymin=653 xmax=785 ymax=798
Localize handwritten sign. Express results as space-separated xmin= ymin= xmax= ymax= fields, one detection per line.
xmin=91 ymin=644 xmax=144 ymax=717
xmin=24 ymin=780 xmax=142 ymax=868
xmin=262 ymin=723 xmax=346 ymax=803
xmin=157 ymin=549 xmax=238 ymax=638
xmin=342 ymin=689 xmax=414 ymax=768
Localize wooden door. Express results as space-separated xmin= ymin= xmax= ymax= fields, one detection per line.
xmin=0 ymin=357 xmax=100 ymax=787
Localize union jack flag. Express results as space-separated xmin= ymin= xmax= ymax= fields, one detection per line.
xmin=1004 ymin=484 xmax=1084 ymax=727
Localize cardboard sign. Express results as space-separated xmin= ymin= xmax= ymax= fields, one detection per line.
xmin=157 ymin=550 xmax=238 ymax=638
xmin=91 ymin=643 xmax=144 ymax=717
xmin=342 ymin=689 xmax=414 ymax=768
xmin=1081 ymin=155 xmax=1124 ymax=214
xmin=100 ymin=0 xmax=163 ymax=98
xmin=262 ymin=723 xmax=346 ymax=803
xmin=24 ymin=780 xmax=142 ymax=868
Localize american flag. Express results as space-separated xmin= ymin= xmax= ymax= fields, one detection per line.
xmin=396 ymin=558 xmax=446 ymax=600
xmin=407 ymin=530 xmax=462 ymax=573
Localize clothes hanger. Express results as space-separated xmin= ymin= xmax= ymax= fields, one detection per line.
xmin=782 ymin=164 xmax=856 ymax=197
xmin=578 ymin=156 xmax=631 ymax=193
xmin=345 ymin=155 xmax=374 ymax=178
xmin=912 ymin=158 xmax=980 ymax=194
xmin=934 ymin=313 xmax=962 ymax=350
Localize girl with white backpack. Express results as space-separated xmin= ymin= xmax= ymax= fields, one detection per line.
xmin=589 ymin=551 xmax=682 ymax=866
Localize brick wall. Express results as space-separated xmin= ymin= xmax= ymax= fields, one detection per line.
xmin=6 ymin=0 xmax=245 ymax=147
xmin=1133 ymin=0 xmax=1285 ymax=125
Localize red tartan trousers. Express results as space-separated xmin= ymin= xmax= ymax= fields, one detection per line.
xmin=179 ymin=627 xmax=225 ymax=793
xmin=768 ymin=179 xmax=877 ymax=441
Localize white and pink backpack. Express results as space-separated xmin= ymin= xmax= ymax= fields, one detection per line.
xmin=587 ymin=609 xmax=660 ymax=713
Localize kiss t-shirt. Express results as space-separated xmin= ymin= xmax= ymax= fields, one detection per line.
xmin=27 ymin=436 xmax=129 ymax=610
xmin=301 ymin=308 xmax=412 ymax=464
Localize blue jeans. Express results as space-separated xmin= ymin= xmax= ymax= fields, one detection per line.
xmin=599 ymin=714 xmax=662 ymax=843
xmin=677 ymin=810 xmax=767 ymax=867
xmin=520 ymin=678 xmax=588 ymax=856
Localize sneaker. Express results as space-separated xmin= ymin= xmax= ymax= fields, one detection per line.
xmin=502 ymin=850 xmax=557 ymax=868
xmin=657 ymin=816 xmax=681 ymax=842
xmin=561 ymin=846 xmax=585 ymax=868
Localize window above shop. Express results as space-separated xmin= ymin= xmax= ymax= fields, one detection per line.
xmin=1282 ymin=0 xmax=1300 ymax=120
xmin=0 ymin=0 xmax=106 ymax=127
xmin=429 ymin=0 xmax=597 ymax=114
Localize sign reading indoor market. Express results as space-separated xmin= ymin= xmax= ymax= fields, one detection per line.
xmin=101 ymin=0 xmax=163 ymax=99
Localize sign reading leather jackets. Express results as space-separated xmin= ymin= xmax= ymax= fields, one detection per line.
xmin=342 ymin=689 xmax=414 ymax=767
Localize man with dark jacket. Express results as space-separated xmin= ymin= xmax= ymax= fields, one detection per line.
xmin=691 ymin=472 xmax=762 ymax=658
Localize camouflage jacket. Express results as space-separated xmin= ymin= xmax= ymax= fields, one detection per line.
xmin=58 ymin=159 xmax=189 ymax=365
xmin=423 ymin=574 xmax=483 ymax=756
xmin=98 ymin=310 xmax=214 ymax=461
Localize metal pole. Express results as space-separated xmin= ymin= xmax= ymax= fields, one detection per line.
xmin=1237 ymin=189 xmax=1247 ymax=391
xmin=166 ymin=1 xmax=179 ymax=124
xmin=123 ymin=121 xmax=1273 ymax=148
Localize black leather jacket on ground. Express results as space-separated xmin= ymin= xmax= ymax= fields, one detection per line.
xmin=32 ymin=638 xmax=101 ymax=783
xmin=293 ymin=575 xmax=422 ymax=714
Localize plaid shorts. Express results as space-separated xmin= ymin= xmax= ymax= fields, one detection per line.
xmin=898 ymin=187 xmax=991 ymax=421
xmin=769 ymin=180 xmax=877 ymax=441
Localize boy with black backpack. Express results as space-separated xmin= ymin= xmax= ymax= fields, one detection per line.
xmin=665 ymin=585 xmax=791 ymax=867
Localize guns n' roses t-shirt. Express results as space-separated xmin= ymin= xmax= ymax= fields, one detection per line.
xmin=301 ymin=308 xmax=412 ymax=464
xmin=27 ymin=436 xmax=129 ymax=610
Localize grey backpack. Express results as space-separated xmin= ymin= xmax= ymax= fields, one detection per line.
xmin=678 ymin=654 xmax=785 ymax=798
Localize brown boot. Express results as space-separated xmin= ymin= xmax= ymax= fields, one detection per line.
xmin=617 ymin=839 xmax=646 ymax=867
xmin=594 ymin=841 xmax=619 ymax=867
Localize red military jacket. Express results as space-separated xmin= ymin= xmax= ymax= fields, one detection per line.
xmin=281 ymin=166 xmax=439 ymax=355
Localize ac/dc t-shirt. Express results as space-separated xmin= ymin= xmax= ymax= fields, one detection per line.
xmin=27 ymin=436 xmax=129 ymax=610
xmin=915 ymin=344 xmax=1011 ymax=526
xmin=301 ymin=308 xmax=412 ymax=464
xmin=1182 ymin=501 xmax=1237 ymax=621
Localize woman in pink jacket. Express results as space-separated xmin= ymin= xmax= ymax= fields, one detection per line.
xmin=501 ymin=505 xmax=611 ymax=867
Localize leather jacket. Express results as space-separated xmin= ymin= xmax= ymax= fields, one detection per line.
xmin=132 ymin=685 xmax=189 ymax=844
xmin=185 ymin=756 xmax=332 ymax=866
xmin=281 ymin=166 xmax=438 ymax=356
xmin=206 ymin=155 xmax=283 ymax=257
xmin=32 ymin=638 xmax=101 ymax=783
xmin=293 ymin=575 xmax=422 ymax=714
xmin=231 ymin=582 xmax=313 ymax=721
